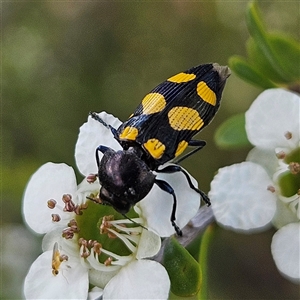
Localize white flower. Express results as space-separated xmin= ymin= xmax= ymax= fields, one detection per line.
xmin=23 ymin=112 xmax=201 ymax=298
xmin=209 ymin=89 xmax=300 ymax=282
xmin=75 ymin=112 xmax=201 ymax=237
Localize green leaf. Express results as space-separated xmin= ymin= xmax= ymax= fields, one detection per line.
xmin=246 ymin=38 xmax=288 ymax=84
xmin=198 ymin=224 xmax=216 ymax=300
xmin=214 ymin=113 xmax=251 ymax=149
xmin=229 ymin=55 xmax=277 ymax=89
xmin=246 ymin=1 xmax=296 ymax=81
xmin=267 ymin=34 xmax=300 ymax=81
xmin=247 ymin=35 xmax=300 ymax=84
xmin=163 ymin=237 xmax=202 ymax=297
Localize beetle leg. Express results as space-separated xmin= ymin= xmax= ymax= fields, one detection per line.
xmin=174 ymin=140 xmax=206 ymax=164
xmin=154 ymin=179 xmax=182 ymax=236
xmin=95 ymin=145 xmax=110 ymax=167
xmin=156 ymin=165 xmax=211 ymax=206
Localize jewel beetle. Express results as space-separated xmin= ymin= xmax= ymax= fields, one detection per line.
xmin=90 ymin=63 xmax=230 ymax=235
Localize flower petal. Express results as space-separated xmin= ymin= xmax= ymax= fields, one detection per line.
xmin=210 ymin=162 xmax=277 ymax=232
xmin=75 ymin=112 xmax=122 ymax=176
xmin=23 ymin=163 xmax=77 ymax=234
xmin=136 ymin=228 xmax=161 ymax=259
xmin=245 ymin=89 xmax=300 ymax=150
xmin=272 ymin=199 xmax=300 ymax=230
xmin=103 ymin=260 xmax=170 ymax=299
xmin=42 ymin=229 xmax=79 ymax=258
xmin=88 ymin=287 xmax=103 ymax=300
xmin=246 ymin=147 xmax=278 ymax=178
xmin=138 ymin=165 xmax=200 ymax=237
xmin=24 ymin=249 xmax=89 ymax=299
xmin=271 ymin=223 xmax=300 ymax=282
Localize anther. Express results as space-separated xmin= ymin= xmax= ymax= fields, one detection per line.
xmin=100 ymin=215 xmax=115 ymax=235
xmin=93 ymin=242 xmax=102 ymax=254
xmin=289 ymin=162 xmax=300 ymax=175
xmin=104 ymin=257 xmax=113 ymax=266
xmin=87 ymin=174 xmax=98 ymax=183
xmin=62 ymin=228 xmax=74 ymax=239
xmin=60 ymin=254 xmax=69 ymax=262
xmin=276 ymin=151 xmax=286 ymax=159
xmin=51 ymin=214 xmax=61 ymax=222
xmin=79 ymin=239 xmax=90 ymax=258
xmin=86 ymin=195 xmax=102 ymax=204
xmin=62 ymin=194 xmax=72 ymax=203
xmin=47 ymin=199 xmax=57 ymax=209
xmin=267 ymin=185 xmax=276 ymax=193
xmin=284 ymin=131 xmax=292 ymax=140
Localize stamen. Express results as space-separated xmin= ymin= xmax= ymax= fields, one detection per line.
xmin=47 ymin=199 xmax=57 ymax=209
xmin=104 ymin=257 xmax=113 ymax=266
xmin=267 ymin=185 xmax=276 ymax=193
xmin=62 ymin=194 xmax=76 ymax=212
xmin=86 ymin=251 xmax=120 ymax=272
xmin=276 ymin=151 xmax=286 ymax=159
xmin=68 ymin=219 xmax=79 ymax=232
xmin=93 ymin=242 xmax=102 ymax=255
xmin=289 ymin=162 xmax=300 ymax=175
xmin=59 ymin=254 xmax=69 ymax=262
xmin=106 ymin=228 xmax=137 ymax=253
xmin=87 ymin=195 xmax=102 ymax=205
xmin=100 ymin=215 xmax=115 ymax=236
xmin=87 ymin=174 xmax=98 ymax=183
xmin=112 ymin=222 xmax=143 ymax=235
xmin=79 ymin=239 xmax=91 ymax=258
xmin=51 ymin=214 xmax=61 ymax=222
xmin=62 ymin=228 xmax=75 ymax=239
xmin=284 ymin=131 xmax=292 ymax=140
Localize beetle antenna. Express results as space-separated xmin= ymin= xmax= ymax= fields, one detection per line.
xmin=122 ymin=214 xmax=148 ymax=231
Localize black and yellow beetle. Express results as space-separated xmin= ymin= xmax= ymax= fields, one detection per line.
xmin=90 ymin=63 xmax=230 ymax=235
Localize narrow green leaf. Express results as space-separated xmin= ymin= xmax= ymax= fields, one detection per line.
xmin=229 ymin=56 xmax=277 ymax=89
xmin=267 ymin=34 xmax=300 ymax=81
xmin=198 ymin=224 xmax=216 ymax=300
xmin=163 ymin=237 xmax=202 ymax=297
xmin=246 ymin=38 xmax=290 ymax=83
xmin=214 ymin=113 xmax=251 ymax=149
xmin=246 ymin=1 xmax=294 ymax=81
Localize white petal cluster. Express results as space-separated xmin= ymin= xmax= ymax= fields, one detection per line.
xmin=23 ymin=112 xmax=201 ymax=298
xmin=210 ymin=89 xmax=300 ymax=282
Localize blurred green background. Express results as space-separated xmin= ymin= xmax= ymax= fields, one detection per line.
xmin=2 ymin=1 xmax=299 ymax=299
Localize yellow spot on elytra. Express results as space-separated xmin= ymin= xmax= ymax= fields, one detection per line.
xmin=168 ymin=107 xmax=204 ymax=131
xmin=119 ymin=126 xmax=139 ymax=141
xmin=167 ymin=72 xmax=196 ymax=83
xmin=197 ymin=81 xmax=216 ymax=106
xmin=142 ymin=93 xmax=166 ymax=115
xmin=175 ymin=140 xmax=188 ymax=157
xmin=143 ymin=138 xmax=166 ymax=159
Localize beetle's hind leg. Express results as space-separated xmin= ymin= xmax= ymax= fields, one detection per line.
xmin=156 ymin=165 xmax=211 ymax=206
